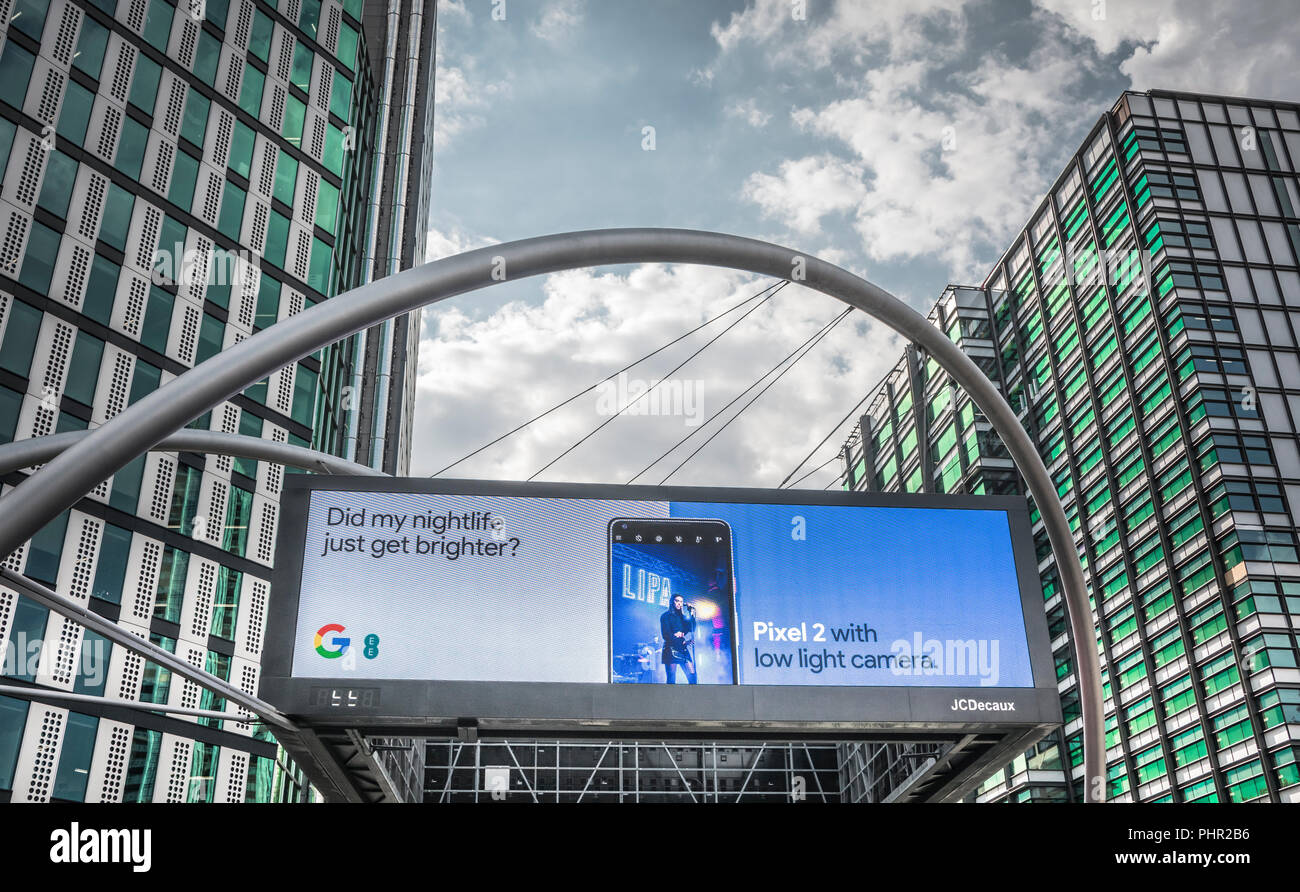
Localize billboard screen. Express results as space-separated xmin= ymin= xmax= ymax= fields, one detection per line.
xmin=262 ymin=478 xmax=1059 ymax=735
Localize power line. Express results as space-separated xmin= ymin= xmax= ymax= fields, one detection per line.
xmin=784 ymin=455 xmax=840 ymax=490
xmin=651 ymin=307 xmax=855 ymax=485
xmin=527 ymin=284 xmax=790 ymax=481
xmin=630 ymin=307 xmax=852 ymax=485
xmin=429 ymin=279 xmax=785 ymax=477
xmin=777 ymin=387 xmax=875 ymax=488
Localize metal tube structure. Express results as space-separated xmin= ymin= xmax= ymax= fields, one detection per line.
xmin=0 ymin=228 xmax=1105 ymax=801
xmin=0 ymin=567 xmax=296 ymax=731
xmin=0 ymin=434 xmax=387 ymax=736
xmin=0 ymin=429 xmax=389 ymax=477
xmin=0 ymin=683 xmax=269 ymax=723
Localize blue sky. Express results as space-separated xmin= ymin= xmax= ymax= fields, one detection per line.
xmin=411 ymin=0 xmax=1300 ymax=488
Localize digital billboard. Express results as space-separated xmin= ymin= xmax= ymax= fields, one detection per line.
xmin=261 ymin=478 xmax=1060 ymax=737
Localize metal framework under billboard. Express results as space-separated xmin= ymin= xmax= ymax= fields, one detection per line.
xmin=0 ymin=228 xmax=1104 ymax=801
xmin=260 ymin=476 xmax=1063 ymax=747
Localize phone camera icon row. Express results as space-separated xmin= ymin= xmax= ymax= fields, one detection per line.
xmin=613 ymin=533 xmax=722 ymax=544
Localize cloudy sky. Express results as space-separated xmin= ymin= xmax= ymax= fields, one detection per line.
xmin=411 ymin=0 xmax=1300 ymax=489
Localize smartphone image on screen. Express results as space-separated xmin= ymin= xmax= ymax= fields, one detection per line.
xmin=608 ymin=518 xmax=737 ymax=685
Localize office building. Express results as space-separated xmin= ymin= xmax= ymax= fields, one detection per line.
xmin=840 ymin=90 xmax=1300 ymax=803
xmin=0 ymin=0 xmax=432 ymax=802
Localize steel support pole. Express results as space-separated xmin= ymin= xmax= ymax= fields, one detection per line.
xmin=0 ymin=568 xmax=296 ymax=731
xmin=0 ymin=228 xmax=1105 ymax=801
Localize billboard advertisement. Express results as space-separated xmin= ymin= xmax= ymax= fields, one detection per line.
xmin=262 ymin=478 xmax=1059 ymax=734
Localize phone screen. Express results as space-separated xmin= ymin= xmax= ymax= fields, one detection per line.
xmin=609 ymin=518 xmax=737 ymax=685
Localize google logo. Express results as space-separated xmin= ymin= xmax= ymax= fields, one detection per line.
xmin=315 ymin=624 xmax=350 ymax=658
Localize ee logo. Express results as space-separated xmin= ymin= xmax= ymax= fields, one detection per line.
xmin=315 ymin=624 xmax=380 ymax=661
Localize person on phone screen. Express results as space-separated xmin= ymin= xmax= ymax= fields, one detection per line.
xmin=660 ymin=594 xmax=697 ymax=684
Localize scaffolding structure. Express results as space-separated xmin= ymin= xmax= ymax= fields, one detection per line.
xmin=422 ymin=740 xmax=843 ymax=803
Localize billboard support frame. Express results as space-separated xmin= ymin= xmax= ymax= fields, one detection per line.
xmin=0 ymin=228 xmax=1105 ymax=801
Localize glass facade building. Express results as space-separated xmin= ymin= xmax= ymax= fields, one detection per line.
xmin=0 ymin=0 xmax=431 ymax=802
xmin=840 ymin=90 xmax=1300 ymax=804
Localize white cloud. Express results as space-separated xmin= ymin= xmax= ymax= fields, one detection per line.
xmin=433 ymin=64 xmax=510 ymax=150
xmin=719 ymin=2 xmax=1097 ymax=278
xmin=1036 ymin=0 xmax=1300 ymax=99
xmin=712 ymin=0 xmax=967 ymax=66
xmin=725 ymin=98 xmax=772 ymax=128
xmin=689 ymin=66 xmax=716 ymax=87
xmin=436 ymin=0 xmax=470 ymax=21
xmin=425 ymin=226 xmax=498 ymax=262
xmin=532 ymin=0 xmax=584 ymax=44
xmin=742 ymin=155 xmax=868 ymax=236
xmin=411 ymin=265 xmax=899 ymax=489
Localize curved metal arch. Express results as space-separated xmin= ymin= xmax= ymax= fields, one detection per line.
xmin=0 ymin=228 xmax=1105 ymax=801
xmin=0 ymin=429 xmax=390 ymax=477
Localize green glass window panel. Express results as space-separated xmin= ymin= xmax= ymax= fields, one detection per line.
xmin=124 ymin=729 xmax=163 ymax=803
xmin=0 ymin=41 xmax=35 ymax=110
xmin=223 ymin=485 xmax=252 ymax=555
xmin=4 ymin=599 xmax=48 ymax=680
xmin=282 ymin=94 xmax=305 ymax=145
xmin=127 ymin=344 xmax=157 ymax=399
xmin=206 ymin=257 xmax=232 ymax=308
xmin=157 ymin=216 xmax=187 ymax=285
xmin=273 ymin=151 xmax=298 ymax=206
xmin=238 ymin=63 xmax=264 ymax=117
xmin=0 ymin=697 xmax=29 ymax=787
xmin=129 ymin=52 xmax=161 ymax=113
xmin=56 ymin=79 xmax=93 ymax=145
xmin=309 ymin=236 xmax=332 ymax=293
xmin=169 ymin=149 xmax=200 ymax=209
xmin=324 ymin=124 xmax=344 ymax=177
xmin=291 ymin=42 xmax=313 ymax=93
xmin=218 ymin=180 xmax=246 ymax=241
xmin=142 ymin=0 xmax=173 ymax=50
xmin=19 ymin=220 xmax=60 ymax=295
xmin=64 ymin=331 xmax=104 ymax=405
xmin=344 ymin=0 xmax=362 ymax=17
xmin=10 ymin=0 xmax=50 ymax=41
xmin=83 ymin=254 xmax=120 ymax=325
xmin=0 ymin=384 xmax=21 ymax=443
xmin=153 ymin=546 xmax=187 ymax=622
xmin=196 ymin=312 xmax=224 ymax=364
xmin=72 ymin=14 xmax=108 ymax=78
xmin=26 ymin=510 xmax=69 ymax=585
xmin=205 ymin=0 xmax=229 ymax=27
xmin=255 ymin=273 xmax=281 ymax=328
xmin=299 ymin=0 xmax=321 ymax=37
xmin=167 ymin=464 xmax=202 ymax=535
xmin=141 ymin=287 xmax=174 ymax=354
xmin=229 ymin=119 xmax=255 ymax=178
xmin=249 ymin=8 xmax=274 ymax=61
xmin=193 ymin=30 xmax=220 ymax=85
xmin=244 ymin=377 xmax=268 ymax=405
xmin=232 ymin=410 xmax=262 ymax=477
xmin=330 ymin=69 xmax=352 ymax=122
xmin=0 ymin=117 xmax=14 ymax=177
xmin=265 ymin=210 xmax=289 ymax=267
xmin=115 ymin=116 xmax=148 ymax=179
xmin=109 ymin=453 xmax=145 ymax=513
xmin=291 ymin=364 xmax=317 ymax=426
xmin=72 ymin=630 xmax=111 ymax=696
xmin=36 ymin=150 xmax=76 ymax=219
xmin=52 ymin=712 xmax=97 ymax=801
xmin=91 ymin=523 xmax=131 ymax=604
xmin=181 ymin=89 xmax=210 ymax=147
xmin=337 ymin=22 xmax=358 ymax=70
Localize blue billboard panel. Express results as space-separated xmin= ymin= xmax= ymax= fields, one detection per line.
xmin=285 ymin=487 xmax=1035 ymax=689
